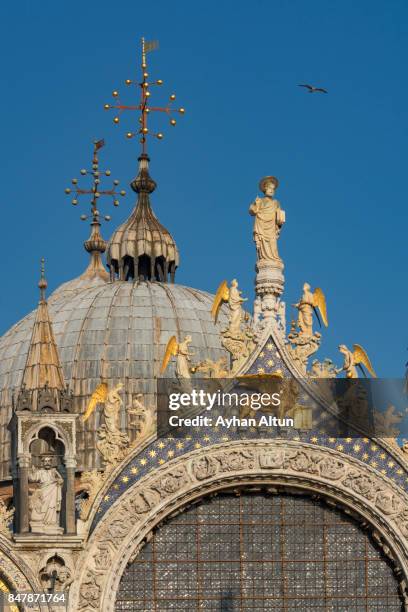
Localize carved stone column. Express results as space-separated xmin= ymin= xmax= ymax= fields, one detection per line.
xmin=17 ymin=455 xmax=30 ymax=533
xmin=65 ymin=458 xmax=76 ymax=535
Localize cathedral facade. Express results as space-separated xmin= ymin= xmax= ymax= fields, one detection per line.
xmin=0 ymin=43 xmax=407 ymax=612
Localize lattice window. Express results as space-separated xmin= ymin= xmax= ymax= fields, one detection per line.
xmin=116 ymin=492 xmax=402 ymax=611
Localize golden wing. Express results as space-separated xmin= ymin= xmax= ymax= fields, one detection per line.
xmin=353 ymin=344 xmax=377 ymax=377
xmin=211 ymin=280 xmax=229 ymax=323
xmin=313 ymin=287 xmax=328 ymax=327
xmin=82 ymin=382 xmax=108 ymax=422
xmin=160 ymin=336 xmax=179 ymax=374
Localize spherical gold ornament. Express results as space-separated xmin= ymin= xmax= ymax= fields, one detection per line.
xmin=156 ymin=79 xmax=163 ymax=85
xmin=178 ymin=108 xmax=185 ymax=114
xmin=120 ymin=190 xmax=126 ymax=196
xmin=71 ymin=179 xmax=78 ymax=184
xmin=125 ymin=79 xmax=132 ymax=85
xmin=105 ymin=170 xmax=111 ymax=176
xmin=170 ymin=94 xmax=176 ymax=101
xmin=157 ymin=133 xmax=164 ymax=139
xmin=104 ymin=104 xmax=110 ymax=110
xmin=112 ymin=90 xmax=119 ymax=97
xmin=95 ymin=192 xmax=100 ymax=198
xmin=145 ymin=91 xmax=151 ymax=97
xmin=65 ymin=188 xmax=71 ymax=194
xmin=170 ymin=119 xmax=176 ymax=126
xmin=145 ymin=107 xmax=150 ymax=113
xmin=126 ymin=132 xmax=133 ymax=139
xmin=113 ymin=117 xmax=120 ymax=124
xmin=142 ymin=127 xmax=149 ymax=134
xmin=114 ymin=200 xmax=119 ymax=206
xmin=143 ymin=72 xmax=149 ymax=78
xmin=72 ymin=199 xmax=78 ymax=205
xmin=113 ymin=179 xmax=119 ymax=185
xmin=80 ymin=169 xmax=87 ymax=175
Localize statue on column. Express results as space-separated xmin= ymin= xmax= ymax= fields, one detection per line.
xmin=28 ymin=455 xmax=63 ymax=534
xmin=249 ymin=176 xmax=285 ymax=263
xmin=249 ymin=177 xmax=286 ymax=325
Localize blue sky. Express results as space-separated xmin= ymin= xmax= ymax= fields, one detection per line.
xmin=0 ymin=0 xmax=407 ymax=376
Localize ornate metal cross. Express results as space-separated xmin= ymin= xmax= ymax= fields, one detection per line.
xmin=104 ymin=38 xmax=185 ymax=154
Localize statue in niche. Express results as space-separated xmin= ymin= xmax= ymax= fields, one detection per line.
xmin=249 ymin=176 xmax=285 ymax=263
xmin=28 ymin=455 xmax=63 ymax=534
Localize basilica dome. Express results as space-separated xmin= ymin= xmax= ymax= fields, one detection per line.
xmin=0 ymin=155 xmax=229 ymax=480
xmin=0 ymin=280 xmax=228 ymax=479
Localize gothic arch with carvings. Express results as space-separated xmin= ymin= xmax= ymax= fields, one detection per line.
xmin=70 ymin=439 xmax=408 ymax=612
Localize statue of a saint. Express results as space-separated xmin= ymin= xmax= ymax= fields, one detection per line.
xmin=28 ymin=455 xmax=63 ymax=534
xmin=249 ymin=176 xmax=285 ymax=263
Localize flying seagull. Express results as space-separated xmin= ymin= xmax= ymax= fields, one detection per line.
xmin=298 ymin=83 xmax=328 ymax=94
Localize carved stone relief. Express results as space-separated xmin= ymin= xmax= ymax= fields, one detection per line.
xmin=71 ymin=440 xmax=408 ymax=612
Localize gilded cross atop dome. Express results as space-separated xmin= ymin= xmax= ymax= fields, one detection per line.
xmin=64 ymin=140 xmax=125 ymax=281
xmin=104 ymin=37 xmax=185 ymax=154
xmin=104 ymin=39 xmax=184 ymax=282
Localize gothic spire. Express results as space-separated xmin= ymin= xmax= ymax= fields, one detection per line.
xmin=18 ymin=260 xmax=70 ymax=412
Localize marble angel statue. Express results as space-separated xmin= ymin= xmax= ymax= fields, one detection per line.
xmin=293 ymin=283 xmax=328 ymax=336
xmin=337 ymin=344 xmax=377 ymax=378
xmin=160 ymin=335 xmax=195 ymax=379
xmin=211 ymin=279 xmax=247 ymax=336
xmin=82 ymin=382 xmax=129 ymax=466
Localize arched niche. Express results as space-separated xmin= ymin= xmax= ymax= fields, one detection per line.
xmin=29 ymin=426 xmax=65 ymax=468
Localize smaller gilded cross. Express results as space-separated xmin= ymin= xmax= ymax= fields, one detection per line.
xmin=64 ymin=140 xmax=125 ymax=223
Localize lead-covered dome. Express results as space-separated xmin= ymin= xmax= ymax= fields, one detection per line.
xmin=0 ymin=281 xmax=228 ymax=479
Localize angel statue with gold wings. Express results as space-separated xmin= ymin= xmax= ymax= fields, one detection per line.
xmin=82 ymin=382 xmax=129 ymax=466
xmin=211 ymin=279 xmax=247 ymax=336
xmin=337 ymin=344 xmax=377 ymax=379
xmin=293 ymin=283 xmax=328 ymax=336
xmin=160 ymin=335 xmax=195 ymax=379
